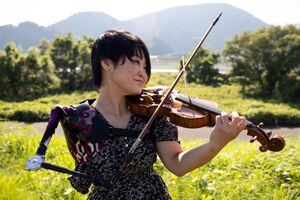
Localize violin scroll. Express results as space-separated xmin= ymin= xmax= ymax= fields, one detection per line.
xmin=246 ymin=122 xmax=285 ymax=152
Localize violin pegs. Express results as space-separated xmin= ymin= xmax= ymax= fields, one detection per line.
xmin=259 ymin=145 xmax=268 ymax=152
xmin=250 ymin=136 xmax=257 ymax=143
xmin=266 ymin=130 xmax=272 ymax=137
xmin=257 ymin=122 xmax=264 ymax=128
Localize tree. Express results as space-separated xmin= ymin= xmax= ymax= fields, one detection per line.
xmin=0 ymin=43 xmax=23 ymax=99
xmin=20 ymin=48 xmax=60 ymax=98
xmin=50 ymin=33 xmax=93 ymax=90
xmin=75 ymin=37 xmax=94 ymax=89
xmin=50 ymin=33 xmax=77 ymax=90
xmin=223 ymin=25 xmax=300 ymax=98
xmin=38 ymin=39 xmax=52 ymax=55
xmin=0 ymin=43 xmax=60 ymax=100
xmin=180 ymin=48 xmax=220 ymax=85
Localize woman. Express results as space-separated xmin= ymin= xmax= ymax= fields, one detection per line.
xmin=27 ymin=29 xmax=247 ymax=199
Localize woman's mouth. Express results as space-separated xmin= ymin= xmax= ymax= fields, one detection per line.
xmin=134 ymin=79 xmax=143 ymax=84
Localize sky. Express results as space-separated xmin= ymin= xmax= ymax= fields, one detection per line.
xmin=1 ymin=0 xmax=299 ymax=26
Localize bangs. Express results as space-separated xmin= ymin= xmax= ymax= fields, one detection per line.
xmin=132 ymin=45 xmax=144 ymax=59
xmin=121 ymin=44 xmax=144 ymax=62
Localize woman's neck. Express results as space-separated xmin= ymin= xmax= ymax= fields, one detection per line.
xmin=93 ymin=86 xmax=129 ymax=118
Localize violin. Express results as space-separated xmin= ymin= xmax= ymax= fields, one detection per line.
xmin=127 ymin=86 xmax=216 ymax=128
xmin=127 ymin=86 xmax=285 ymax=152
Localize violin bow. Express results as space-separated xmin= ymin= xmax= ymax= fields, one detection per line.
xmin=113 ymin=13 xmax=223 ymax=184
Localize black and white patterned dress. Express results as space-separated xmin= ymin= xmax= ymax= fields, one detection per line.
xmin=69 ymin=107 xmax=179 ymax=200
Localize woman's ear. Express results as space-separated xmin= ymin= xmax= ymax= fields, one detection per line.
xmin=100 ymin=58 xmax=113 ymax=71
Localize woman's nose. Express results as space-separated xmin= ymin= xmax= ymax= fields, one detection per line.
xmin=139 ymin=67 xmax=146 ymax=77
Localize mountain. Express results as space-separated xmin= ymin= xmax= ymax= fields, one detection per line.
xmin=0 ymin=3 xmax=267 ymax=54
xmin=124 ymin=3 xmax=267 ymax=53
xmin=48 ymin=12 xmax=127 ymax=38
xmin=0 ymin=22 xmax=56 ymax=50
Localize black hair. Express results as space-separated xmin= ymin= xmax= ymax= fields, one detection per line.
xmin=91 ymin=29 xmax=151 ymax=88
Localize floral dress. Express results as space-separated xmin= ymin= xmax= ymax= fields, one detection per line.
xmin=68 ymin=106 xmax=179 ymax=200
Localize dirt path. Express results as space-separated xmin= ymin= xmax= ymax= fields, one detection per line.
xmin=3 ymin=122 xmax=299 ymax=142
xmin=178 ymin=126 xmax=300 ymax=141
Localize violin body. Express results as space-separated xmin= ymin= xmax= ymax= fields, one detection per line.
xmin=127 ymin=86 xmax=217 ymax=128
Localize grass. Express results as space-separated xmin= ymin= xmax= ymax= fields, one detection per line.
xmin=0 ymin=123 xmax=299 ymax=200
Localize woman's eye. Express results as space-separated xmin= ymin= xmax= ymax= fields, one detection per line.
xmin=133 ymin=60 xmax=140 ymax=64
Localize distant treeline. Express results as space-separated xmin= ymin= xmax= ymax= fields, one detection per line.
xmin=0 ymin=34 xmax=95 ymax=101
xmin=0 ymin=25 xmax=299 ymax=102
xmin=187 ymin=25 xmax=300 ymax=103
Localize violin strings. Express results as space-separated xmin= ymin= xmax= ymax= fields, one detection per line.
xmin=182 ymin=55 xmax=188 ymax=96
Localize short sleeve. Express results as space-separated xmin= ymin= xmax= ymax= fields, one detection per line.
xmin=68 ymin=162 xmax=93 ymax=194
xmin=152 ymin=116 xmax=179 ymax=142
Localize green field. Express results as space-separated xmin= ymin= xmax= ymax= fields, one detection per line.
xmin=0 ymin=123 xmax=299 ymax=200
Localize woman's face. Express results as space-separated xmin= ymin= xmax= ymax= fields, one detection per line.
xmin=110 ymin=54 xmax=148 ymax=95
